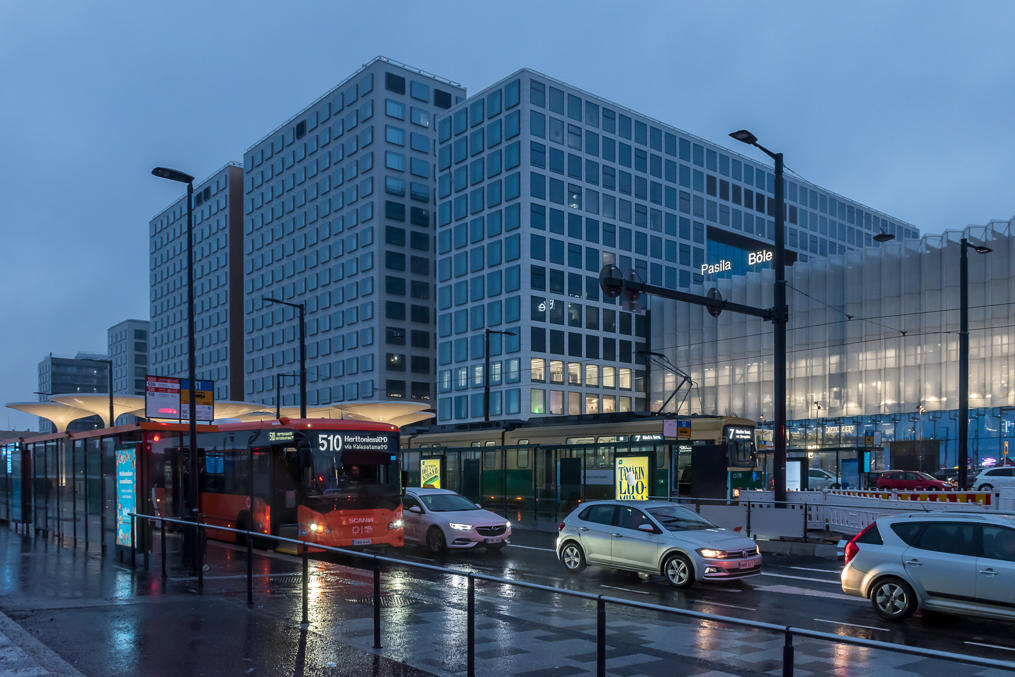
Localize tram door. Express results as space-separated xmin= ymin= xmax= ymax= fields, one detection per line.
xmin=461 ymin=458 xmax=481 ymax=502
xmin=557 ymin=457 xmax=582 ymax=510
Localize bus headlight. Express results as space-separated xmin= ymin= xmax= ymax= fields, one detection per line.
xmin=309 ymin=522 xmax=329 ymax=534
xmin=388 ymin=519 xmax=404 ymax=530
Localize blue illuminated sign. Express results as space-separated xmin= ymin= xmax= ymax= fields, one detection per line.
xmin=116 ymin=446 xmax=137 ymax=547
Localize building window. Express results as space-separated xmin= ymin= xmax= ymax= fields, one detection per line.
xmin=386 ymin=379 xmax=406 ymax=398
xmin=531 ymin=358 xmax=546 ymax=383
xmin=530 ymin=389 xmax=545 ymax=415
xmin=549 ymin=360 xmax=564 ymax=384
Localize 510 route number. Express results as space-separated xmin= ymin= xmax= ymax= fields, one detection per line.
xmin=318 ymin=434 xmax=344 ymax=452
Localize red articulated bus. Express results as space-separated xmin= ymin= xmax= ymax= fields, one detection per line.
xmin=148 ymin=419 xmax=404 ymax=548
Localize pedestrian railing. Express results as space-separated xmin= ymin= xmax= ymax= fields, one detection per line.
xmin=128 ymin=513 xmax=1015 ymax=677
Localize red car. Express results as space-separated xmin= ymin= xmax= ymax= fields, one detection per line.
xmin=875 ymin=470 xmax=952 ymax=491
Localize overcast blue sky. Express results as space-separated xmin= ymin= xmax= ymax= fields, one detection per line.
xmin=2 ymin=1 xmax=1013 ymax=429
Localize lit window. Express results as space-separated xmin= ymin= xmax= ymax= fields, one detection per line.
xmin=549 ymin=360 xmax=564 ymax=384
xmin=531 ymin=358 xmax=546 ymax=383
xmin=619 ymin=396 xmax=632 ymax=413
xmin=549 ymin=390 xmax=563 ymax=415
xmin=585 ymin=364 xmax=599 ymax=386
xmin=619 ymin=368 xmax=632 ymax=390
xmin=530 ymin=389 xmax=545 ymax=414
xmin=602 ymin=395 xmax=616 ymax=413
xmin=602 ymin=366 xmax=616 ymax=388
xmin=585 ymin=395 xmax=599 ymax=414
xmin=568 ymin=392 xmax=581 ymax=415
xmin=567 ymin=362 xmax=581 ymax=386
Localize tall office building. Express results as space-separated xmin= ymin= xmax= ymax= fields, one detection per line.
xmin=149 ymin=163 xmax=245 ymax=400
xmin=107 ymin=319 xmax=149 ymax=395
xmin=37 ymin=352 xmax=110 ymax=432
xmin=242 ymin=57 xmax=465 ymax=409
xmin=434 ymin=69 xmax=919 ymax=424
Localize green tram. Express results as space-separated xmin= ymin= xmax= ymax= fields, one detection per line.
xmin=400 ymin=414 xmax=758 ymax=525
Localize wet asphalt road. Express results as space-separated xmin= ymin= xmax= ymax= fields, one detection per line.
xmin=2 ymin=524 xmax=1015 ymax=676
xmin=354 ymin=528 xmax=1015 ymax=663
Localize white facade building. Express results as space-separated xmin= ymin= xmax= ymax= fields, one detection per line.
xmin=434 ymin=68 xmax=919 ymax=424
xmin=149 ymin=163 xmax=245 ymax=400
xmin=241 ymin=57 xmax=465 ymax=409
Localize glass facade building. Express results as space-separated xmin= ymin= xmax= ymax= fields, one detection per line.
xmin=241 ymin=58 xmax=464 ymax=409
xmin=658 ymin=217 xmax=1015 ymax=466
xmin=434 ymin=69 xmax=919 ymax=424
xmin=149 ymin=164 xmax=245 ymax=400
xmin=107 ymin=319 xmax=149 ymax=395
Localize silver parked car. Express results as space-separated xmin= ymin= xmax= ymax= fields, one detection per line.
xmin=556 ymin=500 xmax=762 ymax=587
xmin=841 ymin=512 xmax=1015 ymax=621
xmin=402 ymin=488 xmax=512 ymax=553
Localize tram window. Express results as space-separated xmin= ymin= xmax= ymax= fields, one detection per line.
xmin=515 ymin=439 xmax=529 ymax=446
xmin=517 ymin=448 xmax=529 ymax=468
xmin=567 ymin=437 xmax=595 ymax=444
xmin=484 ymin=450 xmax=501 ymax=469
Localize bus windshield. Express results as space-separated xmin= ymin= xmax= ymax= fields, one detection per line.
xmin=306 ymin=449 xmax=396 ymax=497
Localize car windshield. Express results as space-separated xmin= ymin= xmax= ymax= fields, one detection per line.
xmin=646 ymin=505 xmax=715 ymax=531
xmin=419 ymin=493 xmax=479 ymax=512
xmin=916 ymin=472 xmax=937 ymax=481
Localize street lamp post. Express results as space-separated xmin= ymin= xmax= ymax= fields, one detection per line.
xmin=959 ymin=237 xmax=992 ymax=488
xmin=729 ymin=130 xmax=788 ymax=504
xmin=152 ymin=167 xmax=199 ymax=563
xmin=484 ymin=329 xmax=516 ymax=423
xmin=264 ymin=297 xmax=306 ymax=419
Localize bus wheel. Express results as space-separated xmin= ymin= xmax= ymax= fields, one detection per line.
xmin=426 ymin=527 xmax=447 ymax=554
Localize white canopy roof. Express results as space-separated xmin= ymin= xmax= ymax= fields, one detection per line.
xmin=50 ymin=394 xmax=144 ymax=427
xmin=334 ymin=401 xmax=430 ymax=424
xmin=5 ymin=401 xmax=96 ymax=433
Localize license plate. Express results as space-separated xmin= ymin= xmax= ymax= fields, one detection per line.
xmin=485 ymin=538 xmax=498 ymax=544
xmin=740 ymin=559 xmax=756 ymax=569
xmin=352 ymin=538 xmax=371 ymax=546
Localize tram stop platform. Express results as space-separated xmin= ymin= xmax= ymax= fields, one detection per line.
xmin=0 ymin=525 xmax=430 ymax=676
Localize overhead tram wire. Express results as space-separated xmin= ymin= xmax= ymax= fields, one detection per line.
xmin=785 ymin=283 xmax=906 ymax=336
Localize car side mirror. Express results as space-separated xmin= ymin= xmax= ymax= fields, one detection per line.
xmin=408 ymin=506 xmax=422 ymax=514
xmin=638 ymin=523 xmax=656 ymax=533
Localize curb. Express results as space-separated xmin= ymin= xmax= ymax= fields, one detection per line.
xmin=0 ymin=610 xmax=84 ymax=676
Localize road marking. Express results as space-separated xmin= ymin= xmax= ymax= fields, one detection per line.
xmin=694 ymin=600 xmax=757 ymax=611
xmin=600 ymin=584 xmax=650 ymax=595
xmin=507 ymin=543 xmax=556 ymax=552
xmin=759 ymin=572 xmax=839 ymax=584
xmin=753 ymin=584 xmax=864 ymax=603
xmin=813 ymin=618 xmax=889 ymax=633
xmin=965 ymin=641 xmax=1015 ymax=653
xmin=789 ymin=566 xmax=841 ymax=574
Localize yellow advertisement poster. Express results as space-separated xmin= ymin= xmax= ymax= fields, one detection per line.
xmin=420 ymin=458 xmax=441 ymax=489
xmin=615 ymin=456 xmax=649 ymax=501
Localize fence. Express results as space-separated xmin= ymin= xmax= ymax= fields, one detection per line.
xmin=127 ymin=512 xmax=1015 ymax=677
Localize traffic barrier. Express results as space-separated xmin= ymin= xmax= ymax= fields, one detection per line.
xmin=828 ymin=489 xmax=993 ymax=506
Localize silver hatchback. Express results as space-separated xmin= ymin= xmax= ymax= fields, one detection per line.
xmin=841 ymin=512 xmax=1015 ymax=621
xmin=556 ymin=500 xmax=761 ymax=587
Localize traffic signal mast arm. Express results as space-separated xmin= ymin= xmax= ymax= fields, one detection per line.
xmin=600 ymin=267 xmax=778 ymax=321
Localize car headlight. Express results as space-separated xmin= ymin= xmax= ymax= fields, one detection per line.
xmin=449 ymin=522 xmax=472 ymax=531
xmin=505 ymin=521 xmax=511 ymax=528
xmin=697 ymin=548 xmax=730 ymax=559
xmin=388 ymin=519 xmax=404 ymax=530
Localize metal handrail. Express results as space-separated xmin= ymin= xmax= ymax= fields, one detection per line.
xmin=129 ymin=512 xmax=1015 ymax=674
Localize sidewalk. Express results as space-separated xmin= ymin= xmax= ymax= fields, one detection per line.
xmin=0 ymin=527 xmax=432 ymax=676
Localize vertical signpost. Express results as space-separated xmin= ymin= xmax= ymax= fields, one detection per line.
xmin=115 ymin=444 xmax=138 ymax=552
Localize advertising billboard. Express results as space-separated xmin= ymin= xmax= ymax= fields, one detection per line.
xmin=115 ymin=445 xmax=137 ymax=547
xmin=420 ymin=459 xmax=441 ymax=489
xmin=615 ymin=456 xmax=649 ymax=501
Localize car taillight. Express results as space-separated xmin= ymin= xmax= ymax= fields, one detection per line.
xmin=558 ymin=522 xmax=565 ymax=532
xmin=845 ymin=523 xmax=875 ymax=565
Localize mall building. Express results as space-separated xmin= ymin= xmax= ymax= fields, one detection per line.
xmin=653 ymin=216 xmax=1015 ymax=471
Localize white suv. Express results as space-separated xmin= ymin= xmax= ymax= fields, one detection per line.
xmin=841 ymin=512 xmax=1015 ymax=621
xmin=973 ymin=466 xmax=1015 ymax=492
